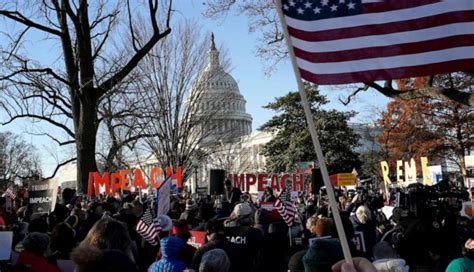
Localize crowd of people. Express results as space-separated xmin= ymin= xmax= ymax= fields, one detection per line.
xmin=0 ymin=178 xmax=474 ymax=272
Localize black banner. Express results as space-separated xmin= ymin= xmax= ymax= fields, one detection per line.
xmin=28 ymin=179 xmax=58 ymax=214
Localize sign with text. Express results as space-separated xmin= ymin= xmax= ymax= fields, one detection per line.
xmin=352 ymin=231 xmax=366 ymax=252
xmin=380 ymin=157 xmax=432 ymax=186
xmin=28 ymin=179 xmax=58 ymax=214
xmin=329 ymin=173 xmax=356 ymax=186
xmin=188 ymin=231 xmax=206 ymax=249
xmin=87 ymin=166 xmax=182 ymax=197
xmin=227 ymin=172 xmax=306 ymax=194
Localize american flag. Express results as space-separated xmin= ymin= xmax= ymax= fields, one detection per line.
xmin=280 ymin=0 xmax=474 ymax=84
xmin=2 ymin=186 xmax=17 ymax=200
xmin=135 ymin=201 xmax=161 ymax=246
xmin=274 ymin=188 xmax=296 ymax=226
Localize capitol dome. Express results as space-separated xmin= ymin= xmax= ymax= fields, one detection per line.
xmin=191 ymin=34 xmax=252 ymax=144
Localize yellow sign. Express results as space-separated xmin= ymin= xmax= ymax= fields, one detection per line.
xmin=337 ymin=173 xmax=356 ymax=186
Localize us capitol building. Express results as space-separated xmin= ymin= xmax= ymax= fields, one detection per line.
xmin=188 ymin=35 xmax=273 ymax=192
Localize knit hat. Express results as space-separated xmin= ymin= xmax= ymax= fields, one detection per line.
xmin=233 ymin=203 xmax=252 ymax=217
xmin=199 ymin=248 xmax=231 ymax=272
xmin=186 ymin=199 xmax=198 ymax=211
xmin=22 ymin=232 xmax=50 ymax=256
xmin=155 ymin=215 xmax=173 ymax=232
xmin=356 ymin=205 xmax=371 ymax=224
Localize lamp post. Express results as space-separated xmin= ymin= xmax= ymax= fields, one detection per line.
xmin=192 ymin=160 xmax=199 ymax=194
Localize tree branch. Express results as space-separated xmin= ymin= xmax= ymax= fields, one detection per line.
xmin=366 ymin=82 xmax=474 ymax=107
xmin=2 ymin=114 xmax=75 ymax=138
xmin=0 ymin=10 xmax=63 ymax=36
xmin=44 ymin=157 xmax=77 ymax=180
xmin=339 ymin=84 xmax=370 ymax=106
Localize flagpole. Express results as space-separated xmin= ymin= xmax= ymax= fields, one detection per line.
xmin=274 ymin=0 xmax=353 ymax=265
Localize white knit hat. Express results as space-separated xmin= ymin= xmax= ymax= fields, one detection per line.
xmin=233 ymin=203 xmax=252 ymax=216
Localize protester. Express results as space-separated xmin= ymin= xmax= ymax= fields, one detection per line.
xmin=71 ymin=245 xmax=138 ymax=272
xmin=224 ymin=179 xmax=242 ymax=206
xmin=16 ymin=232 xmax=60 ymax=272
xmin=191 ymin=220 xmax=244 ymax=272
xmin=49 ymin=222 xmax=77 ymax=259
xmin=446 ymin=238 xmax=474 ymax=272
xmin=260 ymin=186 xmax=276 ymax=203
xmin=148 ymin=236 xmax=186 ymax=272
xmin=351 ymin=205 xmax=376 ymax=256
xmin=2 ymin=175 xmax=473 ymax=272
xmin=199 ymin=248 xmax=231 ymax=272
xmin=372 ymin=241 xmax=409 ymax=272
xmin=79 ymin=217 xmax=137 ymax=263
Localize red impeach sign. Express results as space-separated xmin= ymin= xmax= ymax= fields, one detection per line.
xmin=188 ymin=231 xmax=206 ymax=249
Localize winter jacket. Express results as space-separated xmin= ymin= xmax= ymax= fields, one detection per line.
xmin=446 ymin=257 xmax=474 ymax=272
xmin=302 ymin=238 xmax=344 ymax=272
xmin=372 ymin=258 xmax=409 ymax=272
xmin=16 ymin=250 xmax=60 ymax=272
xmin=191 ymin=233 xmax=244 ymax=272
xmin=148 ymin=237 xmax=186 ymax=272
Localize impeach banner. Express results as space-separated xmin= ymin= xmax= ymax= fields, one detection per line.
xmin=28 ymin=179 xmax=58 ymax=214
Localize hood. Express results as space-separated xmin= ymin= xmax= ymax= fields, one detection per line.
xmin=373 ymin=258 xmax=409 ymax=272
xmin=160 ymin=237 xmax=184 ymax=259
xmin=254 ymin=208 xmax=269 ymax=225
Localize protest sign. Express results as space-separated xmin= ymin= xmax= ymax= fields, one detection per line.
xmin=329 ymin=173 xmax=356 ymax=187
xmin=28 ymin=179 xmax=58 ymax=214
xmin=352 ymin=231 xmax=366 ymax=252
xmin=0 ymin=231 xmax=13 ymax=260
xmin=260 ymin=202 xmax=275 ymax=211
xmin=188 ymin=231 xmax=206 ymax=249
xmin=380 ymin=157 xmax=432 ymax=185
xmin=227 ymin=172 xmax=305 ymax=193
xmin=87 ymin=166 xmax=182 ymax=197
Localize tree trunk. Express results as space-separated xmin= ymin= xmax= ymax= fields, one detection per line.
xmin=75 ymin=96 xmax=99 ymax=193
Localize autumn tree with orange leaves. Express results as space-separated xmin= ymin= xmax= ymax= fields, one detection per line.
xmin=378 ymin=73 xmax=473 ymax=184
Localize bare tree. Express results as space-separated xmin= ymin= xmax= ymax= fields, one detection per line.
xmin=205 ymin=139 xmax=256 ymax=174
xmin=0 ymin=131 xmax=41 ymax=188
xmin=0 ymin=0 xmax=173 ymax=192
xmin=203 ymin=0 xmax=474 ymax=107
xmin=131 ymin=20 xmax=242 ymax=188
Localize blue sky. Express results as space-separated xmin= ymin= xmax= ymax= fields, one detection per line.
xmin=175 ymin=1 xmax=390 ymax=130
xmin=0 ymin=1 xmax=390 ymax=176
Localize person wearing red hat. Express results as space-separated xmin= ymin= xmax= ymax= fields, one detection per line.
xmin=172 ymin=219 xmax=196 ymax=267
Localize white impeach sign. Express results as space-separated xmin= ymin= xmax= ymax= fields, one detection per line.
xmin=28 ymin=179 xmax=58 ymax=214
xmin=352 ymin=231 xmax=366 ymax=252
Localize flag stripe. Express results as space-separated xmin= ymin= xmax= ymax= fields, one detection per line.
xmin=290 ymin=22 xmax=474 ymax=53
xmin=296 ymin=46 xmax=474 ymax=75
xmin=299 ymin=59 xmax=474 ymax=84
xmin=282 ymin=0 xmax=474 ymax=84
xmin=285 ymin=1 xmax=469 ymax=32
xmin=363 ymin=0 xmax=440 ymax=13
xmin=288 ymin=11 xmax=474 ymax=42
xmin=294 ymin=35 xmax=474 ymax=63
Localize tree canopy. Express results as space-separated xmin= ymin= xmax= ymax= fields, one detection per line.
xmin=260 ymin=83 xmax=360 ymax=173
xmin=377 ymin=73 xmax=473 ymax=182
